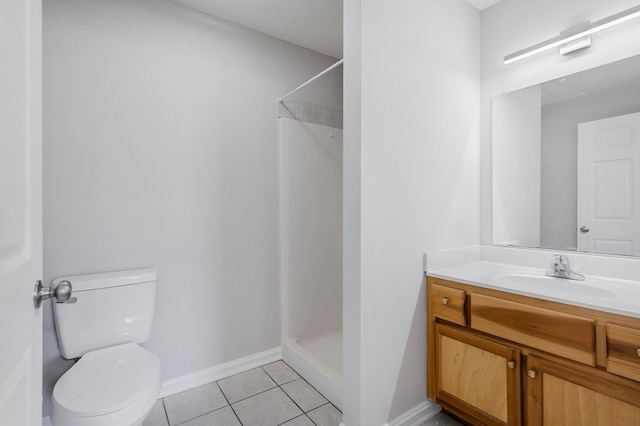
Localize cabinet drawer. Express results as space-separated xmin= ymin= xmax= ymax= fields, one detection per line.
xmin=607 ymin=323 xmax=640 ymax=382
xmin=471 ymin=294 xmax=595 ymax=366
xmin=431 ymin=284 xmax=466 ymax=326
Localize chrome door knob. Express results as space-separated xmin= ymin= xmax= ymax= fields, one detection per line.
xmin=580 ymin=226 xmax=590 ymax=233
xmin=33 ymin=280 xmax=74 ymax=308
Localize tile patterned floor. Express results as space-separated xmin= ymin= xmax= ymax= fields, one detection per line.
xmin=420 ymin=412 xmax=464 ymax=426
xmin=142 ymin=360 xmax=342 ymax=426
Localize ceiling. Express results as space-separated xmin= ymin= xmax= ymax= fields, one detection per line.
xmin=172 ymin=0 xmax=344 ymax=58
xmin=171 ymin=0 xmax=500 ymax=59
xmin=466 ymin=0 xmax=502 ymax=11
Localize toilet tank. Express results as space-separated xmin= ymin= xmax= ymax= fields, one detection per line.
xmin=52 ymin=268 xmax=157 ymax=359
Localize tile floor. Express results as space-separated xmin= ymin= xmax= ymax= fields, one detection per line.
xmin=142 ymin=360 xmax=342 ymax=426
xmin=141 ymin=359 xmax=462 ymax=426
xmin=420 ymin=412 xmax=464 ymax=426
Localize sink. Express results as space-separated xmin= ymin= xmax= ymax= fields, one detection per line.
xmin=495 ymin=273 xmax=617 ymax=299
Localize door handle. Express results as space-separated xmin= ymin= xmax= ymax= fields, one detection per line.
xmin=33 ymin=280 xmax=75 ymax=308
xmin=580 ymin=226 xmax=590 ymax=233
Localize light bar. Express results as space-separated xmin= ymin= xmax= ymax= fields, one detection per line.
xmin=504 ymin=4 xmax=640 ymax=65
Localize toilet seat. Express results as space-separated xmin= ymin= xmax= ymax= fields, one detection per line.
xmin=52 ymin=343 xmax=160 ymax=426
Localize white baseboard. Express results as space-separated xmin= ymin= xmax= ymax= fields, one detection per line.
xmin=386 ymin=400 xmax=441 ymax=426
xmin=160 ymin=346 xmax=282 ymax=398
xmin=339 ymin=399 xmax=440 ymax=426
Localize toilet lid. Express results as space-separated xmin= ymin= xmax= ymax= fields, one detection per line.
xmin=53 ymin=343 xmax=160 ymax=417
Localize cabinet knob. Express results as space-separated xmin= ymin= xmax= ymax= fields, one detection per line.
xmin=506 ymin=361 xmax=516 ymax=370
xmin=636 ymin=348 xmax=640 ymax=358
xmin=441 ymin=297 xmax=449 ymax=305
xmin=527 ymin=369 xmax=538 ymax=379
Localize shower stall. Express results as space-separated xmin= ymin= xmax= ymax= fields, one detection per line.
xmin=278 ymin=82 xmax=343 ymax=409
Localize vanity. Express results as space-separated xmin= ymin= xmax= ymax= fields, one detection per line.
xmin=425 ymin=246 xmax=640 ymax=426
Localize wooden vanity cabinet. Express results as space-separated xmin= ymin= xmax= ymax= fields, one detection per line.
xmin=427 ymin=276 xmax=640 ymax=426
xmin=526 ymin=355 xmax=640 ymax=425
xmin=434 ymin=323 xmax=521 ymax=426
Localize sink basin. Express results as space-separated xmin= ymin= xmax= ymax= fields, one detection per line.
xmin=495 ymin=273 xmax=616 ymax=299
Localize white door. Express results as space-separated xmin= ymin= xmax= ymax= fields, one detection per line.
xmin=577 ymin=112 xmax=640 ymax=255
xmin=0 ymin=0 xmax=43 ymax=424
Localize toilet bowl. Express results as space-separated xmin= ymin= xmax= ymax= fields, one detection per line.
xmin=50 ymin=269 xmax=160 ymax=426
xmin=52 ymin=344 xmax=161 ymax=426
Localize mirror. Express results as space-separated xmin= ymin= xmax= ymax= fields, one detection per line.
xmin=492 ymin=54 xmax=640 ymax=257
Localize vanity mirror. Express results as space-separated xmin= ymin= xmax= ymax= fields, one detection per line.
xmin=492 ymin=54 xmax=640 ymax=256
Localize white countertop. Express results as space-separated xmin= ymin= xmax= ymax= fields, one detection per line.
xmin=425 ymin=246 xmax=640 ymax=319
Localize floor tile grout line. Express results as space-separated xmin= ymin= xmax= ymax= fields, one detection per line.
xmin=260 ymin=361 xmax=300 ymax=386
xmin=276 ymin=383 xmax=308 ymax=420
xmin=277 ymin=360 xmax=341 ymax=415
xmin=224 ymin=380 xmax=301 ymax=426
xmin=268 ymin=360 xmax=342 ymax=423
xmin=224 ymin=382 xmax=280 ymax=405
xmin=268 ymin=362 xmax=326 ymax=416
xmin=270 ymin=362 xmax=332 ymax=425
xmin=280 ymin=372 xmax=337 ymax=415
xmin=172 ymin=405 xmax=233 ymax=426
xmin=219 ymin=365 xmax=279 ymax=404
xmin=305 ymin=412 xmax=320 ymax=426
xmin=215 ymin=380 xmax=245 ymax=426
xmin=307 ymin=402 xmax=345 ymax=426
xmin=279 ymin=381 xmax=326 ymax=415
xmin=224 ymin=362 xmax=304 ymax=425
xmin=259 ymin=365 xmax=289 ymax=387
xmin=304 ymin=412 xmax=321 ymax=426
xmin=276 ymin=360 xmax=338 ymax=413
xmin=275 ymin=412 xmax=317 ymax=426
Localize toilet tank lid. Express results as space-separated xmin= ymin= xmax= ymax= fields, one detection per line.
xmin=52 ymin=268 xmax=157 ymax=292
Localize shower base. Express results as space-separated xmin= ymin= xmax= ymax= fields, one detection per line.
xmin=282 ymin=330 xmax=343 ymax=410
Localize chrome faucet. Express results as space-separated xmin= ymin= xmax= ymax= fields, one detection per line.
xmin=545 ymin=254 xmax=585 ymax=281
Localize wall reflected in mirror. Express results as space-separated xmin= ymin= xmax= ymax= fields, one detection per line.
xmin=492 ymin=54 xmax=640 ymax=257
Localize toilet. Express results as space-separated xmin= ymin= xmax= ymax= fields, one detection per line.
xmin=50 ymin=268 xmax=161 ymax=426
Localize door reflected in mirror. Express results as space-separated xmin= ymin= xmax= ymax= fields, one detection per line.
xmin=492 ymin=54 xmax=640 ymax=256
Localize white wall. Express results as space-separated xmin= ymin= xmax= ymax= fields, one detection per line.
xmin=281 ymin=118 xmax=343 ymax=342
xmin=492 ymin=85 xmax=541 ymax=247
xmin=42 ymin=0 xmax=342 ymax=416
xmin=480 ymin=0 xmax=640 ymax=245
xmin=541 ymin=86 xmax=640 ymax=249
xmin=343 ymin=0 xmax=481 ymax=424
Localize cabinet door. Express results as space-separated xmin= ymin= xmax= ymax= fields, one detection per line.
xmin=526 ymin=355 xmax=640 ymax=425
xmin=434 ymin=324 xmax=521 ymax=426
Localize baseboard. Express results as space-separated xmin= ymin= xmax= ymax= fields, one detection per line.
xmin=386 ymin=400 xmax=441 ymax=426
xmin=159 ymin=346 xmax=282 ymax=398
xmin=338 ymin=399 xmax=440 ymax=426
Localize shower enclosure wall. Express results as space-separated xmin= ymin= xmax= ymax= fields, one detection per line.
xmin=279 ymin=114 xmax=343 ymax=409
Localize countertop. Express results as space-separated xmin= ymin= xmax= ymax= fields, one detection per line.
xmin=425 ymin=246 xmax=640 ymax=319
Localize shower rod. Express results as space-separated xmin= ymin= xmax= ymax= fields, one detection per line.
xmin=278 ymin=59 xmax=343 ymax=103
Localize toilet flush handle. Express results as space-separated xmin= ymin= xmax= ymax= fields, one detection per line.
xmin=33 ymin=280 xmax=76 ymax=308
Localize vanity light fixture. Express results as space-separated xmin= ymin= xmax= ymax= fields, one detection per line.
xmin=504 ymin=4 xmax=640 ymax=64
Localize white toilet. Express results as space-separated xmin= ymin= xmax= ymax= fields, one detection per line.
xmin=51 ymin=268 xmax=161 ymax=426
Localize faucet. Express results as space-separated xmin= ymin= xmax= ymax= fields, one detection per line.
xmin=545 ymin=254 xmax=585 ymax=281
